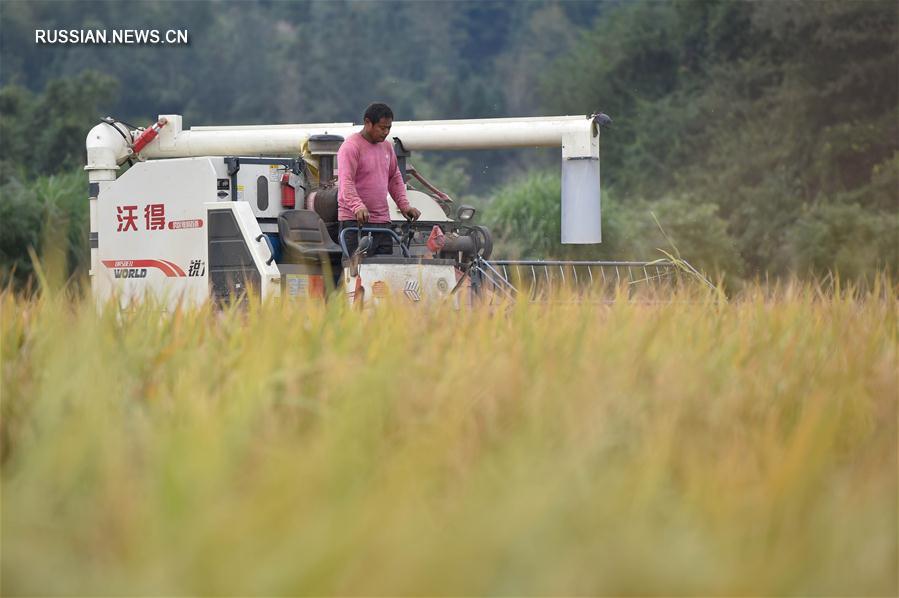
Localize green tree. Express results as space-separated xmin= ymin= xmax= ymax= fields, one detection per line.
xmin=0 ymin=71 xmax=118 ymax=181
xmin=0 ymin=171 xmax=86 ymax=288
xmin=0 ymin=71 xmax=116 ymax=288
xmin=539 ymin=0 xmax=898 ymax=278
xmin=789 ymin=203 xmax=898 ymax=281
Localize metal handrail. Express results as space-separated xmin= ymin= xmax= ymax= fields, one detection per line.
xmin=338 ymin=226 xmax=411 ymax=258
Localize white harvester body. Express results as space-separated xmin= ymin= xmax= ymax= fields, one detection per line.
xmin=86 ymin=113 xmax=606 ymax=308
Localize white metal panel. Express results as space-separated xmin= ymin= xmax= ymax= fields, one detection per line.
xmin=344 ymin=261 xmax=458 ymax=307
xmin=234 ymin=162 xmax=289 ymax=221
xmin=387 ymin=189 xmax=451 ymax=222
xmin=95 ymin=158 xmax=218 ymax=309
xmin=561 ymin=158 xmax=601 ymax=243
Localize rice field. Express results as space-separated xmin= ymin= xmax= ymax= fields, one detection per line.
xmin=1 ymin=280 xmax=896 ymax=595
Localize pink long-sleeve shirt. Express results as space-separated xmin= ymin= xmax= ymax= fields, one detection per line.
xmin=337 ymin=132 xmax=410 ymax=223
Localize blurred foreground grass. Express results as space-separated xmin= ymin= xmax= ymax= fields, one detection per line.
xmin=1 ymin=282 xmax=896 ymax=595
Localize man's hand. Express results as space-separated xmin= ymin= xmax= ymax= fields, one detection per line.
xmin=402 ymin=207 xmax=421 ymax=221
xmin=355 ymin=207 xmax=370 ymax=225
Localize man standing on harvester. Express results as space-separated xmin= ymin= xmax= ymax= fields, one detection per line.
xmin=338 ymin=103 xmax=421 ymax=256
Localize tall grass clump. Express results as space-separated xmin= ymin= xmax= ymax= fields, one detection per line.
xmin=1 ymin=280 xmax=896 ymax=595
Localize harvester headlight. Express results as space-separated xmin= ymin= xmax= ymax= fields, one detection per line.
xmin=456 ymin=205 xmax=476 ymax=222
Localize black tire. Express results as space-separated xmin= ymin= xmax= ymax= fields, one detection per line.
xmin=470 ymin=225 xmax=493 ymax=260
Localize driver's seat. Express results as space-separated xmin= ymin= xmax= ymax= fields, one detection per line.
xmin=278 ymin=209 xmax=342 ymax=264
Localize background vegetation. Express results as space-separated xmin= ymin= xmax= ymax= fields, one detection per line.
xmin=1 ymin=0 xmax=896 ymax=286
xmin=2 ymin=284 xmax=896 ymax=595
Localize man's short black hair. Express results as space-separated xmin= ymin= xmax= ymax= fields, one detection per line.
xmin=364 ymin=103 xmax=394 ymax=124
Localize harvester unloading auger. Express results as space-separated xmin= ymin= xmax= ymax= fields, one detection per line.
xmin=85 ymin=113 xmax=694 ymax=308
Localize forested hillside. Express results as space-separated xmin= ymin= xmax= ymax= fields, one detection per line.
xmin=1 ymin=0 xmax=895 ymax=286
xmin=539 ymin=0 xmax=898 ymax=276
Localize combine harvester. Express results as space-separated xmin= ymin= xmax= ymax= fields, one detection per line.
xmin=85 ymin=113 xmax=696 ymax=307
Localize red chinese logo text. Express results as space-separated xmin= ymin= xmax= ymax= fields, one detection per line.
xmin=116 ymin=205 xmax=138 ymax=232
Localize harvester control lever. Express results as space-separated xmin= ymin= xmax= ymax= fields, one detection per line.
xmin=401 ymin=221 xmax=415 ymax=248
